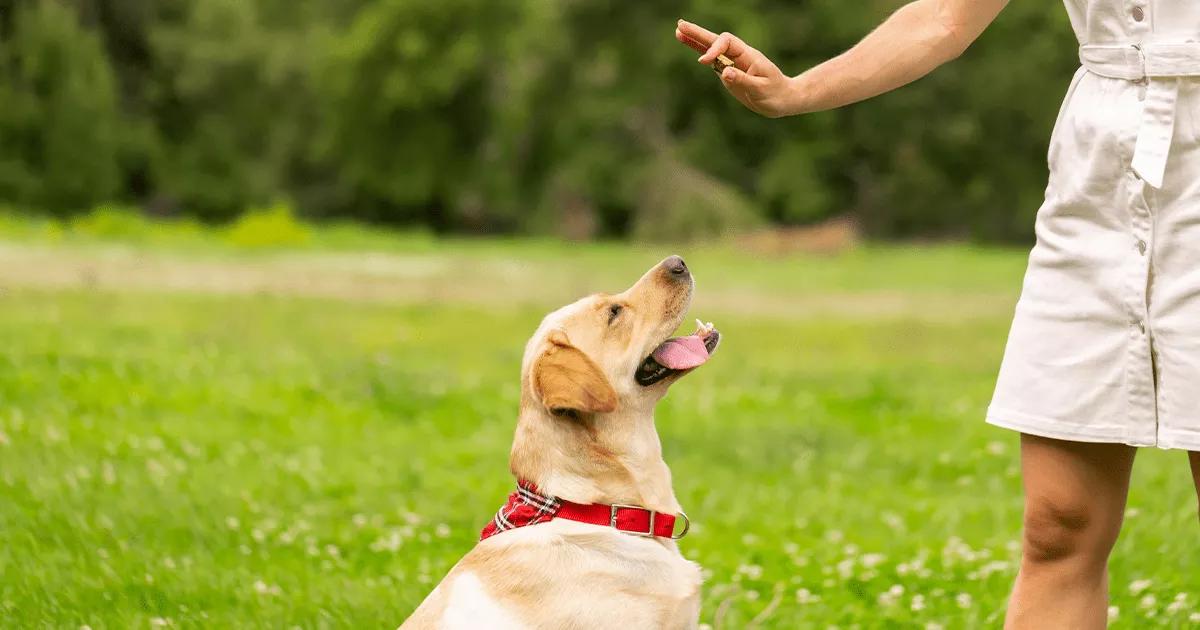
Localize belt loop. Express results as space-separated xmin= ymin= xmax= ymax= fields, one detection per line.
xmin=1132 ymin=44 xmax=1148 ymax=84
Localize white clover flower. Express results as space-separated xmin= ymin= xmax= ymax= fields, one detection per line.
xmin=861 ymin=553 xmax=886 ymax=568
xmin=877 ymin=586 xmax=902 ymax=607
xmin=253 ymin=580 xmax=282 ymax=596
xmin=1107 ymin=606 xmax=1119 ymax=621
xmin=795 ymin=588 xmax=820 ymax=604
xmin=435 ymin=524 xmax=451 ymax=538
xmin=910 ymin=594 xmax=926 ymax=612
xmin=836 ymin=559 xmax=855 ymax=579
xmin=225 ymin=516 xmax=240 ymax=530
xmin=1140 ymin=594 xmax=1157 ymax=610
xmin=956 ymin=593 xmax=973 ymax=609
xmin=1130 ymin=579 xmax=1153 ymax=594
xmin=737 ymin=563 xmax=763 ymax=580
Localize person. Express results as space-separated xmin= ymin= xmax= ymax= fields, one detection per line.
xmin=676 ymin=1 xmax=1200 ymax=628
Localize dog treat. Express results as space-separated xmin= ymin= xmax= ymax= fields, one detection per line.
xmin=711 ymin=54 xmax=735 ymax=75
xmin=678 ymin=32 xmax=736 ymax=75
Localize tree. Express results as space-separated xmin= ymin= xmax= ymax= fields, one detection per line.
xmin=0 ymin=0 xmax=121 ymax=214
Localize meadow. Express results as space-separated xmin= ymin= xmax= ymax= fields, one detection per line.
xmin=2 ymin=215 xmax=1199 ymax=628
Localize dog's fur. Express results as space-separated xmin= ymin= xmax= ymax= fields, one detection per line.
xmin=401 ymin=257 xmax=710 ymax=630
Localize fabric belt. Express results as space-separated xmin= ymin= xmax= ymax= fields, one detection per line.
xmin=1079 ymin=43 xmax=1200 ymax=188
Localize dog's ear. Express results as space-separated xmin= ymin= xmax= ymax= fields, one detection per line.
xmin=532 ymin=332 xmax=617 ymax=416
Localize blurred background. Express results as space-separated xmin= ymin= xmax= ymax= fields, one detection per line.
xmin=7 ymin=1 xmax=1200 ymax=628
xmin=0 ymin=0 xmax=1076 ymax=241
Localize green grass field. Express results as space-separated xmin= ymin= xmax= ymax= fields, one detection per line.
xmin=2 ymin=221 xmax=1199 ymax=628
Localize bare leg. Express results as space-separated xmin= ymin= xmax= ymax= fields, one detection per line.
xmin=1189 ymin=451 xmax=1200 ymax=524
xmin=1004 ymin=434 xmax=1136 ymax=630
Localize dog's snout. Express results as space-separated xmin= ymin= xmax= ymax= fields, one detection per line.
xmin=662 ymin=255 xmax=689 ymax=280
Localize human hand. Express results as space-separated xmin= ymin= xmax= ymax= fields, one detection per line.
xmin=675 ymin=19 xmax=801 ymax=118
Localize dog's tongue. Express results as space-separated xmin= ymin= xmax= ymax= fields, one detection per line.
xmin=651 ymin=335 xmax=711 ymax=370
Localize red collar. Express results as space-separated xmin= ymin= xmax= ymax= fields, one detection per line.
xmin=479 ymin=481 xmax=690 ymax=541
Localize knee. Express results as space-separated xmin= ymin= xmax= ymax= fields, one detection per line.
xmin=1021 ymin=497 xmax=1119 ymax=565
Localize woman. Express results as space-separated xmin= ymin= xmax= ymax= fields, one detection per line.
xmin=675 ymin=2 xmax=1200 ymax=628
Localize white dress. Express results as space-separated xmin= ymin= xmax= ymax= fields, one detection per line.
xmin=988 ymin=1 xmax=1200 ymax=450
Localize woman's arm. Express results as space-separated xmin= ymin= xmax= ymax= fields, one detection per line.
xmin=676 ymin=0 xmax=1009 ymax=118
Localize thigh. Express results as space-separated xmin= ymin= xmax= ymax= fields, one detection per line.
xmin=1020 ymin=434 xmax=1136 ymax=541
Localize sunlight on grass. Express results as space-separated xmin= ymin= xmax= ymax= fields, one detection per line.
xmin=0 ymin=226 xmax=1197 ymax=627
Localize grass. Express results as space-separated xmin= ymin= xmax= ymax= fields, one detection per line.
xmin=1 ymin=215 xmax=1199 ymax=628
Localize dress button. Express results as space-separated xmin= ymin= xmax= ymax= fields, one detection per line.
xmin=1137 ymin=239 xmax=1147 ymax=255
xmin=1132 ymin=6 xmax=1145 ymax=22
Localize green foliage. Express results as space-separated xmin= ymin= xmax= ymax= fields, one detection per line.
xmin=225 ymin=200 xmax=312 ymax=248
xmin=2 ymin=240 xmax=1199 ymax=626
xmin=0 ymin=0 xmax=1079 ymax=241
xmin=0 ymin=1 xmax=122 ymax=214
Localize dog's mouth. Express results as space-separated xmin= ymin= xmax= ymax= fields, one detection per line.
xmin=635 ymin=320 xmax=721 ymax=386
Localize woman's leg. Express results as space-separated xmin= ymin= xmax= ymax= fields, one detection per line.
xmin=1189 ymin=451 xmax=1200 ymax=523
xmin=1004 ymin=434 xmax=1137 ymax=630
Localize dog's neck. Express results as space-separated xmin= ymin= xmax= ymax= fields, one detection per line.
xmin=509 ymin=403 xmax=681 ymax=514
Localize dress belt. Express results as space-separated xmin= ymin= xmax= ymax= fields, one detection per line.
xmin=1079 ymin=43 xmax=1200 ymax=188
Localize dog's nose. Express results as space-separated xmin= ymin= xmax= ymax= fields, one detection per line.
xmin=662 ymin=255 xmax=690 ymax=279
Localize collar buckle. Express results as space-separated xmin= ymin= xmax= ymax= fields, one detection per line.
xmin=610 ymin=503 xmax=656 ymax=537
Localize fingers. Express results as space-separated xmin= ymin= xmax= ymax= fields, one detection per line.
xmin=676 ymin=19 xmax=719 ymax=49
xmin=699 ymin=32 xmax=753 ymax=70
xmin=675 ymin=29 xmax=708 ymax=54
xmin=720 ymin=66 xmax=771 ymax=91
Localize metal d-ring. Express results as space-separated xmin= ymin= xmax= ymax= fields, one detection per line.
xmin=671 ymin=511 xmax=691 ymax=540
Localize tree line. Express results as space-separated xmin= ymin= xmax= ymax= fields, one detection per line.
xmin=0 ymin=0 xmax=1078 ymax=242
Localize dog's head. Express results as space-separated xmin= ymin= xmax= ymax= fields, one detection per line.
xmin=520 ymin=255 xmax=721 ymax=418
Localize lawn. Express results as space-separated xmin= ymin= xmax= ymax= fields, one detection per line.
xmin=1 ymin=224 xmax=1198 ymax=628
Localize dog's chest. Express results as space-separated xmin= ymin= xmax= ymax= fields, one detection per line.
xmin=447 ymin=521 xmax=703 ymax=628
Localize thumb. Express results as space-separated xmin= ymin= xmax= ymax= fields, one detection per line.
xmin=721 ymin=66 xmax=741 ymax=86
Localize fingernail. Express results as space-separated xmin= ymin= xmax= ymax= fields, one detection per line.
xmin=722 ymin=68 xmax=735 ymax=81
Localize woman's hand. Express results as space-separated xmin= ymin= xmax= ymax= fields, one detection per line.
xmin=675 ymin=20 xmax=801 ymax=118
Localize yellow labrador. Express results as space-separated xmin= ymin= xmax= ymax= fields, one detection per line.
xmin=401 ymin=256 xmax=720 ymax=630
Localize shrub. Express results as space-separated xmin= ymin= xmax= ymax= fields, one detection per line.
xmin=225 ymin=201 xmax=312 ymax=248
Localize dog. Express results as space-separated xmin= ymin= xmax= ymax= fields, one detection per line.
xmin=401 ymin=256 xmax=721 ymax=630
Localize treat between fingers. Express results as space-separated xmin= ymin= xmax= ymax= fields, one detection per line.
xmin=711 ymin=54 xmax=735 ymax=74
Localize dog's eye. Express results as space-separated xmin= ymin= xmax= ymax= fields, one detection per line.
xmin=607 ymin=304 xmax=623 ymax=324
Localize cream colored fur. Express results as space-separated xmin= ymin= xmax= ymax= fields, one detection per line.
xmin=401 ymin=258 xmax=708 ymax=630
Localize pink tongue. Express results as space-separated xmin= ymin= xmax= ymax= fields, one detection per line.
xmin=651 ymin=335 xmax=711 ymax=370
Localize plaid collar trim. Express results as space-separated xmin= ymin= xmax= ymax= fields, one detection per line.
xmin=479 ymin=481 xmax=561 ymax=540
